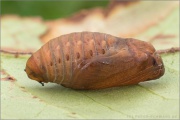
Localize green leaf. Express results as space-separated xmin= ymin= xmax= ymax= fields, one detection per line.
xmin=1 ymin=16 xmax=46 ymax=51
xmin=1 ymin=2 xmax=179 ymax=119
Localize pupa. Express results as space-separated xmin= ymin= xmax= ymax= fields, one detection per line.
xmin=25 ymin=32 xmax=165 ymax=90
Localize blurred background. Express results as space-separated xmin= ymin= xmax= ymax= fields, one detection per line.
xmin=1 ymin=1 xmax=109 ymax=20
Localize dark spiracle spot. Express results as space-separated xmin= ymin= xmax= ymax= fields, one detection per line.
xmin=102 ymin=49 xmax=105 ymax=54
xmin=76 ymin=52 xmax=80 ymax=59
xmin=66 ymin=54 xmax=69 ymax=61
xmin=41 ymin=65 xmax=46 ymax=72
xmin=58 ymin=58 xmax=61 ymax=63
xmin=50 ymin=62 xmax=53 ymax=66
xmin=89 ymin=50 xmax=93 ymax=56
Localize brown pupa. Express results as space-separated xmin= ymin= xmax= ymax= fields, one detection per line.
xmin=25 ymin=32 xmax=165 ymax=90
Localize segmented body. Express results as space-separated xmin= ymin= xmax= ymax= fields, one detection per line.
xmin=36 ymin=32 xmax=122 ymax=83
xmin=26 ymin=32 xmax=165 ymax=90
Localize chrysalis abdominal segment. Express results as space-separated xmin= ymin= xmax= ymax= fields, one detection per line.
xmin=58 ymin=37 xmax=65 ymax=84
xmin=25 ymin=32 xmax=165 ymax=90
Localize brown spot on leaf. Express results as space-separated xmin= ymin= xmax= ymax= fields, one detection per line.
xmin=71 ymin=112 xmax=76 ymax=115
xmin=20 ymin=86 xmax=25 ymax=89
xmin=32 ymin=96 xmax=38 ymax=99
xmin=2 ymin=76 xmax=15 ymax=81
xmin=1 ymin=69 xmax=16 ymax=81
